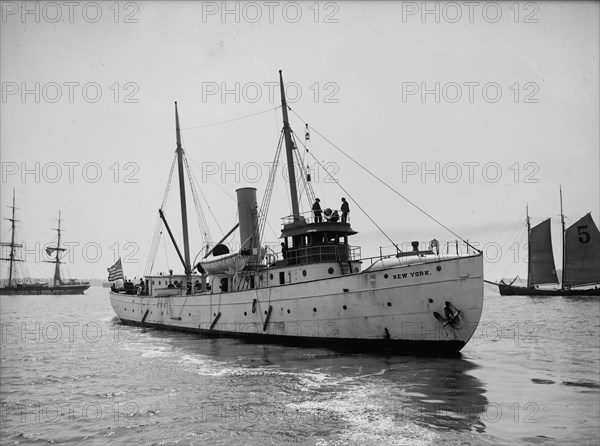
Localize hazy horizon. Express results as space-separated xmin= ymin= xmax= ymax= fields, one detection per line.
xmin=2 ymin=1 xmax=599 ymax=283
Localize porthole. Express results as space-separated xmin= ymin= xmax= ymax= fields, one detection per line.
xmin=436 ymin=266 xmax=442 ymax=271
xmin=313 ymin=308 xmax=317 ymax=312
xmin=244 ymin=311 xmax=247 ymax=316
xmin=302 ymin=270 xmax=307 ymax=277
xmin=384 ymin=274 xmax=388 ymax=279
xmin=264 ymin=310 xmax=268 ymax=315
xmin=270 ymin=274 xmax=274 ymax=280
xmin=328 ymin=267 xmax=334 ymax=274
xmin=354 ymin=267 xmax=359 ymax=272
xmin=189 ymin=313 xmax=191 ymax=316
xmin=213 ymin=313 xmax=216 ymax=317
xmin=343 ymin=305 xmax=347 ymax=310
xmin=287 ymin=309 xmax=290 ymax=314
xmin=428 ymin=299 xmax=433 ymax=303
xmin=387 ymin=302 xmax=392 ymax=307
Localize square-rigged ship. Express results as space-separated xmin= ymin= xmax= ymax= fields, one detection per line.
xmin=109 ymin=71 xmax=484 ymax=354
xmin=1 ymin=191 xmax=90 ymax=295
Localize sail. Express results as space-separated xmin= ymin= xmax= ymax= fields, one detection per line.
xmin=529 ymin=219 xmax=559 ymax=286
xmin=45 ymin=247 xmax=65 ymax=256
xmin=563 ymin=214 xmax=600 ymax=287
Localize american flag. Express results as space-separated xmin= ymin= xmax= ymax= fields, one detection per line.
xmin=107 ymin=258 xmax=124 ymax=281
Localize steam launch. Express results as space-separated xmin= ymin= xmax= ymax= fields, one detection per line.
xmin=108 ymin=71 xmax=484 ymax=354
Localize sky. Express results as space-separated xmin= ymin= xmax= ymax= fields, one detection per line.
xmin=1 ymin=1 xmax=599 ymax=282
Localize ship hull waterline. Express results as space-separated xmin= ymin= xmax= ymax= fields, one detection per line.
xmin=0 ymin=284 xmax=90 ymax=295
xmin=110 ymin=254 xmax=484 ymax=355
xmin=497 ymin=283 xmax=600 ymax=296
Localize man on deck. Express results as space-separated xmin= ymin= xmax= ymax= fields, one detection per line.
xmin=312 ymin=198 xmax=322 ymax=222
xmin=341 ymin=198 xmax=350 ymax=223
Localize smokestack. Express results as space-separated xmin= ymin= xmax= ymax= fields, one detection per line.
xmin=236 ymin=187 xmax=259 ymax=253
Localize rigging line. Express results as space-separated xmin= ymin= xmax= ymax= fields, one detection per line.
xmin=181 ymin=107 xmax=279 ymax=130
xmin=184 ymin=157 xmax=232 ymax=238
xmin=258 ymin=131 xmax=284 ymax=244
xmin=183 ymin=155 xmax=213 ymax=245
xmin=146 ymin=154 xmax=178 ymax=275
xmin=289 ymin=121 xmax=399 ymax=249
xmin=291 ymin=132 xmax=316 ymax=208
xmin=295 ymin=138 xmax=400 ymax=251
xmin=161 ymin=154 xmax=178 ymax=210
xmin=488 ymin=217 xmax=524 ymax=265
xmin=162 ymin=235 xmax=171 ymax=272
xmin=137 ymin=216 xmax=160 ymax=277
xmin=290 ymin=108 xmax=479 ymax=252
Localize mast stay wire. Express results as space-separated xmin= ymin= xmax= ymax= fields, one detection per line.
xmin=290 ymin=108 xmax=480 ymax=253
xmin=182 ymin=107 xmax=278 ymax=130
xmin=183 ymin=154 xmax=213 ymax=247
xmin=291 ymin=132 xmax=317 ymax=209
xmin=257 ymin=131 xmax=285 ymax=246
xmin=292 ymin=132 xmax=401 ymax=252
xmin=145 ymin=153 xmax=177 ymax=275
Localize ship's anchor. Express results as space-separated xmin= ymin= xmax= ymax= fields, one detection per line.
xmin=433 ymin=301 xmax=461 ymax=327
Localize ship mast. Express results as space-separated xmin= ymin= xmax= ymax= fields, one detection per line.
xmin=526 ymin=203 xmax=531 ymax=288
xmin=53 ymin=211 xmax=63 ymax=287
xmin=1 ymin=190 xmax=20 ymax=287
xmin=559 ymin=185 xmax=565 ymax=290
xmin=174 ymin=102 xmax=192 ymax=283
xmin=279 ymin=70 xmax=300 ymax=222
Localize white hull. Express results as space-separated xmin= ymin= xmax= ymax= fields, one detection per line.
xmin=110 ymin=253 xmax=483 ymax=354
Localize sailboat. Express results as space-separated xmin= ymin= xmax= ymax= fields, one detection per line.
xmin=494 ymin=189 xmax=600 ymax=296
xmin=0 ymin=191 xmax=90 ymax=295
xmin=108 ymin=71 xmax=484 ymax=354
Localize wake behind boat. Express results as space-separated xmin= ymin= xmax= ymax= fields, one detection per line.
xmin=108 ymin=71 xmax=484 ymax=354
xmin=0 ymin=191 xmax=90 ymax=295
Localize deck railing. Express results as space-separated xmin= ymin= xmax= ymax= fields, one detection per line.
xmin=273 ymin=244 xmax=360 ymax=265
xmin=361 ymin=240 xmax=480 ymax=267
xmin=282 ymin=209 xmax=351 ymax=225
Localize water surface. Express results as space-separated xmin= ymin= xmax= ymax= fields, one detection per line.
xmin=1 ymin=287 xmax=598 ymax=445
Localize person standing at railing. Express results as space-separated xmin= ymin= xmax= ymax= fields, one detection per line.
xmin=312 ymin=198 xmax=323 ymax=222
xmin=341 ymin=198 xmax=350 ymax=223
xmin=430 ymin=238 xmax=439 ymax=255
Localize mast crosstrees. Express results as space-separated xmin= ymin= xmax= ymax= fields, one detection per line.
xmin=1 ymin=198 xmax=89 ymax=294
xmin=0 ymin=190 xmax=23 ymax=287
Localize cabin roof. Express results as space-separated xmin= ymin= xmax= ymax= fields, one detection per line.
xmin=281 ymin=221 xmax=357 ymax=238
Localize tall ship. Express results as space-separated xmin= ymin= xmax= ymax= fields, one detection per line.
xmin=108 ymin=71 xmax=484 ymax=354
xmin=0 ymin=191 xmax=90 ymax=295
xmin=493 ymin=190 xmax=600 ymax=296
